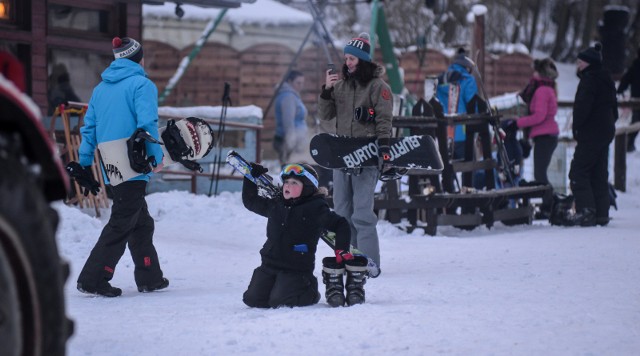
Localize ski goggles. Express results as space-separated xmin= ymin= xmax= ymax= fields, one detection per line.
xmin=280 ymin=164 xmax=318 ymax=188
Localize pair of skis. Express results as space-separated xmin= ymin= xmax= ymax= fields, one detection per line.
xmin=225 ymin=150 xmax=380 ymax=278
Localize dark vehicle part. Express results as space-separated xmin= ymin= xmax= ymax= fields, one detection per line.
xmin=0 ymin=75 xmax=72 ymax=355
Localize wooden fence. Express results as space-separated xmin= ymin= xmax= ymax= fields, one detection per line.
xmin=557 ymin=99 xmax=640 ymax=192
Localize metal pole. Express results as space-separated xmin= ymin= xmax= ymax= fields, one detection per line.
xmin=369 ymin=0 xmax=380 ymax=58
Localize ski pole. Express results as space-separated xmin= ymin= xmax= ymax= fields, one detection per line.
xmin=208 ymin=82 xmax=231 ymax=196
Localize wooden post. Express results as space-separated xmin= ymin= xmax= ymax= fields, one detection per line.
xmin=614 ymin=133 xmax=627 ymax=192
xmin=473 ymin=7 xmax=486 ymax=80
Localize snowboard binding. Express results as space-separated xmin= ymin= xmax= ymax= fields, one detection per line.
xmin=127 ymin=128 xmax=162 ymax=174
xmin=161 ymin=117 xmax=214 ymax=172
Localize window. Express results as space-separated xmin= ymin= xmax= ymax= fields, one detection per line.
xmin=0 ymin=0 xmax=14 ymax=21
xmin=48 ymin=4 xmax=111 ymax=34
xmin=47 ymin=47 xmax=112 ymax=115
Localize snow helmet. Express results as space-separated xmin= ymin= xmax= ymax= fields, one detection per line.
xmin=281 ymin=163 xmax=319 ymax=197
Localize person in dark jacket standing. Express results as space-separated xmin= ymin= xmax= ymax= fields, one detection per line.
xmin=566 ymin=42 xmax=618 ymax=226
xmin=69 ymin=37 xmax=169 ymax=297
xmin=617 ymin=48 xmax=640 ymax=152
xmin=242 ymin=163 xmax=366 ymax=308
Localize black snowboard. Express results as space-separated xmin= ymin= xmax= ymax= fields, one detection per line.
xmin=309 ymin=133 xmax=443 ymax=171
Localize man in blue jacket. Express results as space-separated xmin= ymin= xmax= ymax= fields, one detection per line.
xmin=73 ymin=37 xmax=168 ymax=297
xmin=436 ymin=48 xmax=479 ymax=160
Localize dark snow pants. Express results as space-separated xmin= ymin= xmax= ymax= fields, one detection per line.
xmin=77 ymin=180 xmax=164 ymax=290
xmin=533 ymin=134 xmax=558 ymax=210
xmin=569 ymin=141 xmax=611 ymax=220
xmin=243 ymin=264 xmax=320 ymax=308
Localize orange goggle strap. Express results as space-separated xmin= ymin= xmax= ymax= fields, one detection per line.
xmin=281 ymin=164 xmax=319 ymax=188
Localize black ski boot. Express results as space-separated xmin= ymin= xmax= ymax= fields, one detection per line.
xmin=563 ymin=208 xmax=596 ymax=227
xmin=345 ymin=256 xmax=368 ymax=306
xmin=322 ymin=257 xmax=345 ymax=307
xmin=138 ymin=277 xmax=170 ymax=293
xmin=77 ymin=282 xmax=122 ymax=297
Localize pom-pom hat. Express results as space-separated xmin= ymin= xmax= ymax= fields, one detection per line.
xmin=344 ymin=32 xmax=372 ymax=62
xmin=577 ymin=42 xmax=603 ymax=65
xmin=112 ymin=37 xmax=143 ymax=63
xmin=452 ymin=47 xmax=474 ymax=73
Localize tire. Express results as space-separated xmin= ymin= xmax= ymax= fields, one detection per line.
xmin=0 ymin=154 xmax=72 ymax=356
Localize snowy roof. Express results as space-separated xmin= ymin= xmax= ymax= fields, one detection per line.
xmin=143 ymin=0 xmax=313 ymax=26
xmin=158 ymin=105 xmax=263 ymax=121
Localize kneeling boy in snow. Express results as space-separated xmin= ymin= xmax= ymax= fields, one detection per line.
xmin=241 ymin=162 xmax=368 ymax=308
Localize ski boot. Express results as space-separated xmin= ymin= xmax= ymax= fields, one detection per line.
xmin=345 ymin=256 xmax=368 ymax=306
xmin=322 ymin=257 xmax=345 ymax=307
xmin=563 ymin=207 xmax=596 ymax=227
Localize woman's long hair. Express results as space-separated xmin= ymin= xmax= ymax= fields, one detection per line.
xmin=342 ymin=60 xmax=380 ymax=87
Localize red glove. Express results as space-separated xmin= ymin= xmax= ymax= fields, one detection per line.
xmin=335 ymin=249 xmax=354 ymax=264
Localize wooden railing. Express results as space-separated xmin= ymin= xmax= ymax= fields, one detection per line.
xmin=557 ymin=98 xmax=640 ymax=192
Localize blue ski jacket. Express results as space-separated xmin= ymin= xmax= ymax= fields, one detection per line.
xmin=79 ymin=58 xmax=162 ymax=183
xmin=436 ymin=63 xmax=479 ymax=142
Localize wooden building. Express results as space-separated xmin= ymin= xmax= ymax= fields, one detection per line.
xmin=0 ymin=0 xmax=143 ymax=115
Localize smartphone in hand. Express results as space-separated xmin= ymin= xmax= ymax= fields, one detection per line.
xmin=327 ymin=63 xmax=336 ymax=75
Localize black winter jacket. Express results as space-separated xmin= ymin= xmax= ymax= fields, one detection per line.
xmin=573 ymin=63 xmax=618 ymax=144
xmin=242 ymin=178 xmax=351 ymax=273
xmin=618 ymin=58 xmax=640 ymax=98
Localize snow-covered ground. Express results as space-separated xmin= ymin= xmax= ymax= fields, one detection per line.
xmin=57 ymin=150 xmax=640 ymax=355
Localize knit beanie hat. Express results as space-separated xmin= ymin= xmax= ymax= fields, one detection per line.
xmin=533 ymin=58 xmax=558 ymax=79
xmin=577 ymin=42 xmax=603 ymax=65
xmin=344 ymin=32 xmax=372 ymax=62
xmin=112 ymin=37 xmax=143 ymax=63
xmin=281 ymin=163 xmax=319 ymax=198
xmin=452 ymin=47 xmax=474 ymax=73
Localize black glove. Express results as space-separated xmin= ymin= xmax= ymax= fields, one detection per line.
xmin=377 ymin=138 xmax=392 ymax=173
xmin=250 ymin=162 xmax=268 ymax=178
xmin=66 ymin=161 xmax=100 ymax=196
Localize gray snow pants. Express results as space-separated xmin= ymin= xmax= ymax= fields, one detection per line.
xmin=332 ymin=167 xmax=380 ymax=267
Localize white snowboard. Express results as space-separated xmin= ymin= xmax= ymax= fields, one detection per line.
xmin=98 ymin=117 xmax=213 ymax=186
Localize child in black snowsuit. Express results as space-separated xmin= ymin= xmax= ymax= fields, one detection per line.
xmin=242 ymin=163 xmax=368 ymax=308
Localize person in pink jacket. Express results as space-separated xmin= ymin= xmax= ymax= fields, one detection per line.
xmin=517 ymin=58 xmax=559 ymax=218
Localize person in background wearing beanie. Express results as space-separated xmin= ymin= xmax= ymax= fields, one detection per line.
xmin=617 ymin=48 xmax=640 ymax=152
xmin=317 ymin=32 xmax=393 ymax=277
xmin=273 ymin=70 xmax=308 ymax=165
xmin=241 ymin=162 xmax=365 ymax=308
xmin=71 ymin=37 xmax=169 ymax=297
xmin=565 ymin=42 xmax=618 ymax=226
xmin=516 ymin=57 xmax=560 ymax=218
xmin=436 ymin=48 xmax=482 ymax=160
